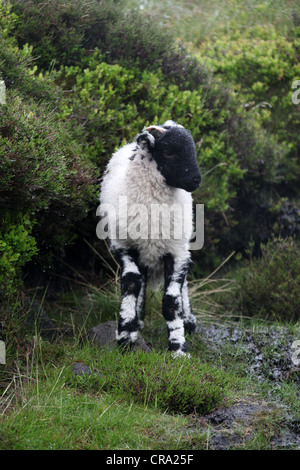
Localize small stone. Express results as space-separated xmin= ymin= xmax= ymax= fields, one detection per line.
xmin=87 ymin=320 xmax=151 ymax=352
xmin=72 ymin=362 xmax=92 ymax=376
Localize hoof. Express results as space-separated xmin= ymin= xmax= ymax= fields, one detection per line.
xmin=171 ymin=349 xmax=191 ymax=359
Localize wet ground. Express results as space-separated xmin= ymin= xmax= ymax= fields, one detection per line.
xmin=30 ymin=303 xmax=299 ymax=450
xmin=196 ymin=397 xmax=300 ymax=449
xmin=84 ymin=320 xmax=300 ymax=449
xmin=192 ymin=323 xmax=300 ymax=449
xmin=194 ymin=323 xmax=300 ymax=382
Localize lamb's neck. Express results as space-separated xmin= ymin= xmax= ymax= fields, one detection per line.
xmin=128 ymin=155 xmax=176 ymax=203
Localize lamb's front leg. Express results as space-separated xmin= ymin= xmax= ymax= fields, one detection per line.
xmin=162 ymin=254 xmax=190 ymax=356
xmin=114 ymin=248 xmax=143 ymax=348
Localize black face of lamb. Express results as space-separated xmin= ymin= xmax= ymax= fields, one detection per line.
xmin=153 ymin=127 xmax=201 ymax=192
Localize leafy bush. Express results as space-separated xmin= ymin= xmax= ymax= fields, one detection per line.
xmin=192 ymin=24 xmax=300 ymax=259
xmin=8 ymin=0 xmax=89 ymax=69
xmin=0 ymin=214 xmax=38 ymax=298
xmin=4 ymin=0 xmax=299 ymax=276
xmin=237 ymin=238 xmax=300 ymax=322
xmin=0 ymin=89 xmax=96 ymax=250
xmin=0 ymin=3 xmax=60 ymax=104
xmin=195 ymin=28 xmax=300 ymax=193
xmin=0 ymin=0 xmax=17 ymax=37
xmin=10 ymin=0 xmax=208 ymax=89
xmin=0 ymin=8 xmax=97 ymax=292
xmin=60 ymin=55 xmax=244 ymax=211
xmin=195 ymin=25 xmax=300 ymax=174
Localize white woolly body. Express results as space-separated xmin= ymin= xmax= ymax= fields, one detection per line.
xmin=100 ymin=142 xmax=194 ymax=285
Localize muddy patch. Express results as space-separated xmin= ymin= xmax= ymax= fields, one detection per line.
xmin=195 ymin=323 xmax=300 ymax=382
xmin=194 ymin=398 xmax=300 ymax=450
xmin=189 ymin=323 xmax=300 ymax=449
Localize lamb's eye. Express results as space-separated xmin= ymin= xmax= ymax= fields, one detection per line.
xmin=163 ymin=151 xmax=176 ymax=160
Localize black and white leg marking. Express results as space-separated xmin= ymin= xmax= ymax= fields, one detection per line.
xmin=114 ymin=248 xmax=146 ymax=347
xmin=136 ymin=266 xmax=147 ymax=330
xmin=162 ymin=253 xmax=194 ymax=356
xmin=182 ymin=277 xmax=197 ymax=334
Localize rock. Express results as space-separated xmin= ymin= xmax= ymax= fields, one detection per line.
xmin=87 ymin=320 xmax=151 ymax=353
xmin=72 ymin=362 xmax=92 ymax=376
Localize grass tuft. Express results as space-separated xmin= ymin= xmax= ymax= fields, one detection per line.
xmin=67 ymin=348 xmax=229 ymax=416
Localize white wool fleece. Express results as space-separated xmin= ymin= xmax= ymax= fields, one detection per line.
xmin=100 ymin=139 xmax=194 ymax=286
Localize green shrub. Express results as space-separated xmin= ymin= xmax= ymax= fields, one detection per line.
xmin=192 ymin=24 xmax=300 ymax=260
xmin=0 ymin=34 xmax=60 ymax=104
xmin=8 ymin=0 xmax=89 ymax=69
xmin=60 ymin=55 xmax=244 ymax=212
xmin=59 ymin=59 xmax=146 ymax=164
xmin=195 ymin=25 xmax=300 ymax=195
xmin=10 ymin=0 xmax=208 ymax=90
xmin=237 ymin=238 xmax=300 ymax=322
xmin=0 ymin=213 xmax=38 ymax=298
xmin=0 ymin=17 xmax=97 ymax=290
xmin=0 ymin=0 xmax=17 ymax=38
xmin=6 ymin=0 xmax=298 ymax=274
xmin=0 ymin=90 xmax=96 ymax=246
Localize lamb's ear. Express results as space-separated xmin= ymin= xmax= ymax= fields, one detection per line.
xmin=146 ymin=125 xmax=166 ymax=139
xmin=162 ymin=120 xmax=184 ymax=129
xmin=136 ymin=126 xmax=166 ymax=150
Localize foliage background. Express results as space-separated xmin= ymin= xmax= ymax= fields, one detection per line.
xmin=1 ymin=0 xmax=300 ymax=451
xmin=0 ymin=0 xmax=300 ymax=326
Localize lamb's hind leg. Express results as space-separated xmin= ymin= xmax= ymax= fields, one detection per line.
xmin=182 ymin=277 xmax=196 ymax=335
xmin=114 ymin=248 xmax=143 ymax=348
xmin=162 ymin=254 xmax=190 ymax=356
xmin=136 ymin=266 xmax=147 ymax=330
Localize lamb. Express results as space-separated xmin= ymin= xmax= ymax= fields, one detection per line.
xmin=99 ymin=120 xmax=201 ymax=356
